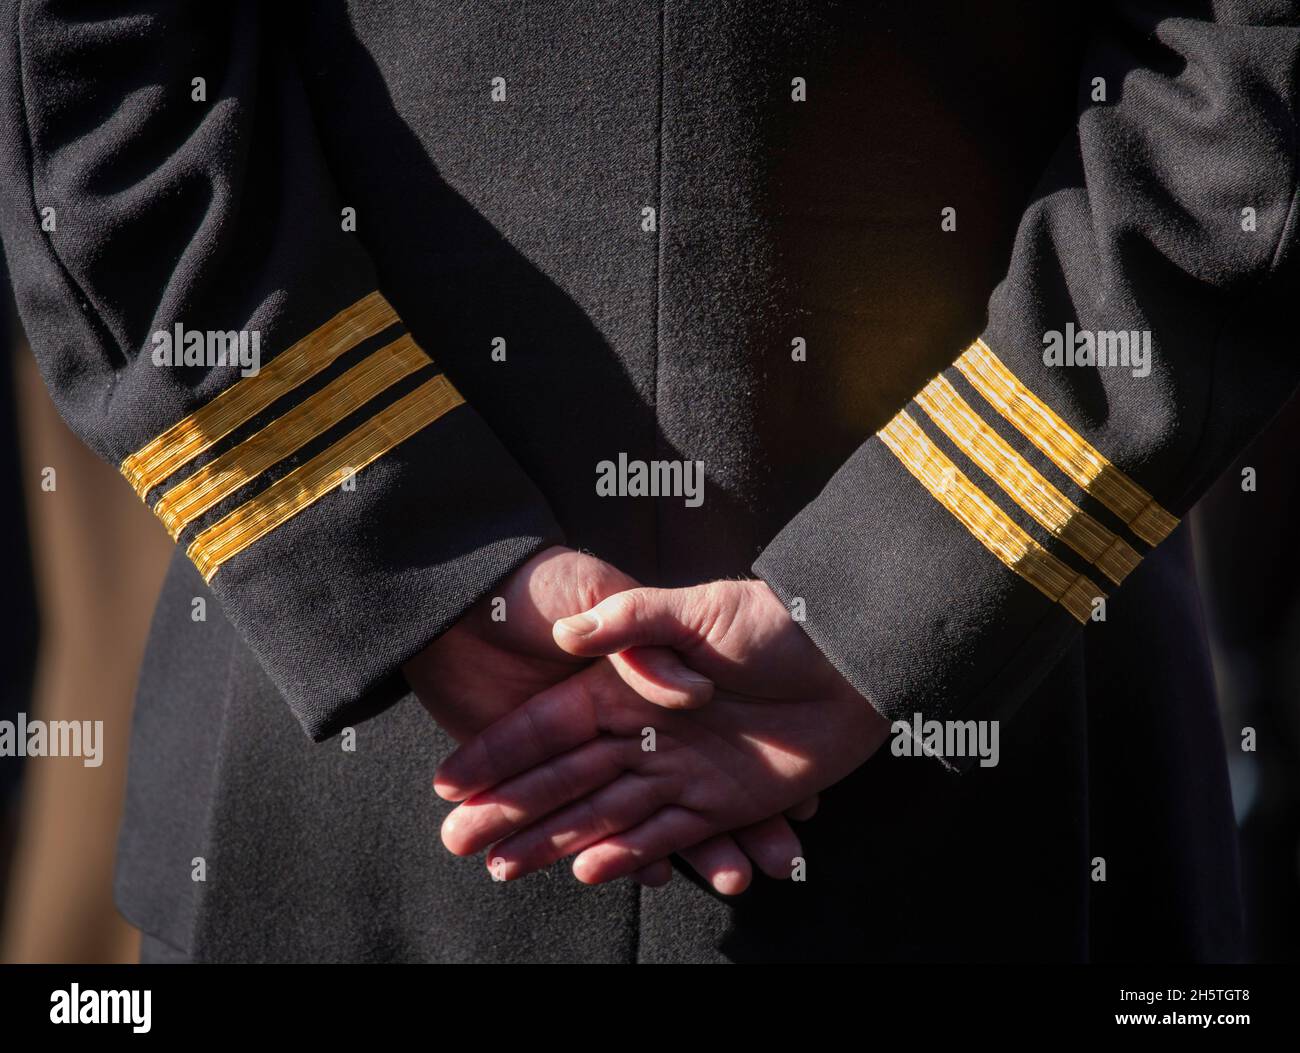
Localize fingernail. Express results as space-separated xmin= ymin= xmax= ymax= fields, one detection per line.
xmin=432 ymin=774 xmax=464 ymax=801
xmin=713 ymin=869 xmax=747 ymax=896
xmin=555 ymin=613 xmax=598 ymax=637
xmin=678 ymin=670 xmax=711 ymax=685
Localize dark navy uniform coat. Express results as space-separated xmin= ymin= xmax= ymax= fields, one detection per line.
xmin=2 ymin=1 xmax=1298 ymax=961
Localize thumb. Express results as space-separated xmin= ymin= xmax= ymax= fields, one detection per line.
xmin=554 ymin=586 xmax=719 ymax=710
xmin=607 ymin=647 xmax=713 ymax=710
xmin=552 ymin=586 xmax=709 ymax=657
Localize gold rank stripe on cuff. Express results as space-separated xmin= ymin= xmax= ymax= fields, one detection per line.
xmin=914 ymin=374 xmax=1141 ymax=586
xmin=879 ymin=410 xmax=1103 ymax=624
xmin=187 ymin=373 xmax=465 ymax=584
xmin=956 ymin=339 xmax=1179 ymax=546
xmin=151 ymin=335 xmax=431 ymax=540
xmin=120 ymin=291 xmax=399 ymax=500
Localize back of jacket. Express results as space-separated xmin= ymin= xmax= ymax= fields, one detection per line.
xmin=5 ymin=0 xmax=1292 ymax=961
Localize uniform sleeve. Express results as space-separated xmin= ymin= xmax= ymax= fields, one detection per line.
xmin=755 ymin=1 xmax=1300 ymax=769
xmin=0 ymin=2 xmax=563 ymax=740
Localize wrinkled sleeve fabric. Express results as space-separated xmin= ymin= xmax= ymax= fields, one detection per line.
xmin=755 ymin=1 xmax=1300 ymax=769
xmin=0 ymin=2 xmax=563 ymax=739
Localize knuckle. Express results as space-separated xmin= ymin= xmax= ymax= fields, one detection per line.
xmin=519 ymin=701 xmax=549 ymax=757
xmin=577 ymin=797 xmax=609 ymax=841
xmin=537 ymin=755 xmax=573 ymax=808
xmin=474 ymin=732 xmax=504 ymax=783
xmin=607 ymin=735 xmax=641 ymax=774
xmin=482 ymin=798 xmax=518 ymax=835
xmin=604 ymin=588 xmax=647 ymax=627
xmin=581 ymin=559 xmax=635 ymax=609
xmin=572 ymin=668 xmax=612 ymax=734
xmin=697 ymin=582 xmax=741 ymax=644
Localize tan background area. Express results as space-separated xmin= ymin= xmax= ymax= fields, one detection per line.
xmin=1 ymin=349 xmax=172 ymax=963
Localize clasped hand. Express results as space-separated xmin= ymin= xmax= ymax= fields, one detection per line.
xmin=403 ymin=546 xmax=889 ymax=894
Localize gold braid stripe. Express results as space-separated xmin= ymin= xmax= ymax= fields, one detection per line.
xmin=955 ymin=339 xmax=1179 ymax=546
xmin=187 ymin=374 xmax=465 ymax=583
xmin=153 ymin=335 xmax=432 ymax=540
xmin=915 ymin=375 xmax=1140 ymax=585
xmin=879 ymin=410 xmax=1103 ymax=624
xmin=121 ymin=291 xmax=399 ymax=500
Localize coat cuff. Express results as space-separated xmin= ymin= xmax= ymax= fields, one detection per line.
xmin=754 ymin=337 xmax=1180 ymax=772
xmin=123 ymin=291 xmax=563 ymax=740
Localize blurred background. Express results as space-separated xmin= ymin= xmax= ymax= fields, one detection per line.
xmin=1 ymin=265 xmax=172 ymax=964
xmin=1 ymin=267 xmax=1298 ymax=963
xmin=1195 ymin=389 xmax=1300 ymax=962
